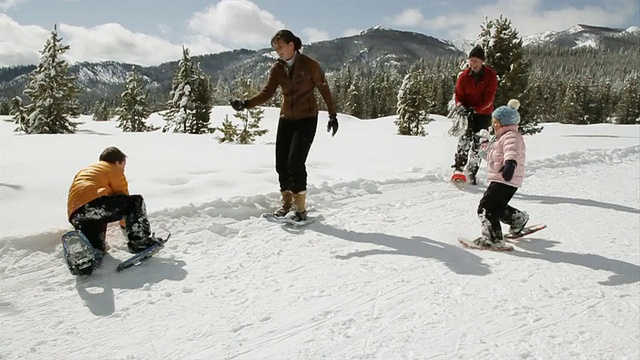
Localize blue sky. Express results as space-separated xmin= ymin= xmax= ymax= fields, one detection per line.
xmin=0 ymin=0 xmax=638 ymax=66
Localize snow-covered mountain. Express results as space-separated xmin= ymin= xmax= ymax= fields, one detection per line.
xmin=0 ymin=23 xmax=637 ymax=109
xmin=445 ymin=24 xmax=640 ymax=53
xmin=522 ymin=24 xmax=639 ymax=50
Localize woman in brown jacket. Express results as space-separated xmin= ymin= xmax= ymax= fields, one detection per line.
xmin=67 ymin=147 xmax=162 ymax=258
xmin=231 ymin=29 xmax=339 ymax=222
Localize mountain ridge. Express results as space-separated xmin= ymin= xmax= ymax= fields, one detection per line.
xmin=0 ymin=23 xmax=637 ymax=107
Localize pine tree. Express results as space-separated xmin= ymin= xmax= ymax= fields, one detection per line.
xmin=558 ymin=80 xmax=583 ymax=123
xmin=14 ymin=25 xmax=80 ymax=134
xmin=163 ymin=47 xmax=214 ymax=134
xmin=366 ymin=67 xmax=386 ymax=118
xmin=217 ymin=115 xmax=238 ymax=143
xmin=116 ymin=67 xmax=155 ymax=132
xmin=478 ymin=16 xmax=541 ymax=134
xmin=92 ymin=101 xmax=111 ymax=121
xmin=615 ymin=73 xmax=640 ymax=124
xmin=383 ymin=68 xmax=403 ymax=117
xmin=345 ymin=74 xmax=365 ymax=118
xmin=189 ymin=64 xmax=214 ymax=134
xmin=395 ymin=60 xmax=432 ymax=136
xmin=10 ymin=97 xmax=28 ymax=133
xmin=212 ymin=76 xmax=231 ymax=106
xmin=235 ymin=107 xmax=268 ymax=144
xmin=0 ymin=100 xmax=9 ymax=115
xmin=595 ymin=81 xmax=614 ymax=123
xmin=216 ymin=74 xmax=268 ymax=144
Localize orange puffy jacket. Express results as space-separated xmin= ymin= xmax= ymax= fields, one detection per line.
xmin=67 ymin=161 xmax=129 ymax=219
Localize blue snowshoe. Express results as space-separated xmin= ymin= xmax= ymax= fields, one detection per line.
xmin=62 ymin=230 xmax=103 ymax=276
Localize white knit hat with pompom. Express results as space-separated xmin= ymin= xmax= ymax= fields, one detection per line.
xmin=507 ymin=99 xmax=520 ymax=110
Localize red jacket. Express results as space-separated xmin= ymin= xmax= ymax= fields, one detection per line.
xmin=454 ymin=65 xmax=498 ymax=115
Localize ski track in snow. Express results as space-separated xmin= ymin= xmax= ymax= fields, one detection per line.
xmin=1 ymin=146 xmax=639 ymax=359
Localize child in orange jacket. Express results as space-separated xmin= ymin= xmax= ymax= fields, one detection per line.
xmin=67 ymin=147 xmax=161 ymax=255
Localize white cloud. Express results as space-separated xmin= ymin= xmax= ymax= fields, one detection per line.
xmin=388 ymin=0 xmax=637 ymax=40
xmin=58 ymin=23 xmax=186 ymax=65
xmin=0 ymin=13 xmax=50 ymax=66
xmin=0 ymin=0 xmax=290 ymax=66
xmin=341 ymin=28 xmax=362 ymax=38
xmin=184 ymin=34 xmax=230 ymax=57
xmin=302 ymin=27 xmax=329 ymax=44
xmin=158 ymin=23 xmax=171 ymax=35
xmin=389 ymin=8 xmax=426 ymax=27
xmin=0 ymin=14 xmax=230 ymax=67
xmin=0 ymin=0 xmax=27 ymax=11
xmin=187 ymin=0 xmax=285 ymax=47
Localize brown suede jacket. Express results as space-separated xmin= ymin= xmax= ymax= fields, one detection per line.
xmin=246 ymin=53 xmax=337 ymax=120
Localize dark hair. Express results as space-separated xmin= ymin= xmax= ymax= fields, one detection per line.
xmin=271 ymin=29 xmax=302 ymax=51
xmin=99 ymin=146 xmax=127 ymax=164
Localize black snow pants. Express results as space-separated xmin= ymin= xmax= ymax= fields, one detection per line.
xmin=477 ymin=182 xmax=526 ymax=242
xmin=275 ymin=116 xmax=318 ymax=194
xmin=69 ymin=194 xmax=151 ymax=251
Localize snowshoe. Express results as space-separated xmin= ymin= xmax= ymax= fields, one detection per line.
xmin=451 ymin=170 xmax=467 ymax=189
xmin=62 ymin=230 xmax=103 ymax=276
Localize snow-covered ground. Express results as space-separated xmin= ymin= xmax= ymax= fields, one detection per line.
xmin=1 ymin=108 xmax=638 ymax=359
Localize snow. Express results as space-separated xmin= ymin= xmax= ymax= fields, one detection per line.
xmin=444 ymin=38 xmax=475 ymax=54
xmin=574 ymin=38 xmax=598 ymax=49
xmin=625 ymin=26 xmax=640 ymax=34
xmin=1 ymin=108 xmax=639 ymax=359
xmin=567 ymin=25 xmax=588 ymax=34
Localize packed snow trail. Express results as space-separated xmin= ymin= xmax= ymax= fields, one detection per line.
xmin=0 ymin=147 xmax=638 ymax=359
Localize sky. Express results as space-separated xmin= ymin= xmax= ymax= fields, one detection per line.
xmin=0 ymin=108 xmax=639 ymax=358
xmin=0 ymin=0 xmax=638 ymax=66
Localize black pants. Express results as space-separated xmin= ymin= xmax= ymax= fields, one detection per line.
xmin=275 ymin=116 xmax=318 ymax=193
xmin=69 ymin=194 xmax=151 ymax=251
xmin=454 ymin=114 xmax=491 ymax=175
xmin=477 ymin=182 xmax=524 ymax=241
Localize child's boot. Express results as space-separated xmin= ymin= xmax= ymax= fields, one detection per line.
xmin=476 ymin=212 xmax=506 ymax=248
xmin=509 ymin=211 xmax=529 ymax=236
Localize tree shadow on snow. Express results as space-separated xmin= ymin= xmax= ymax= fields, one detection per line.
xmin=74 ymin=128 xmax=112 ymax=136
xmin=513 ymin=192 xmax=639 ymax=214
xmin=310 ymin=222 xmax=491 ymax=276
xmin=74 ymin=254 xmax=188 ymax=317
xmin=510 ymin=238 xmax=640 ymax=286
xmin=0 ymin=183 xmax=23 ymax=190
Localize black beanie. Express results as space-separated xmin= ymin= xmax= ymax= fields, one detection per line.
xmin=468 ymin=45 xmax=485 ymax=60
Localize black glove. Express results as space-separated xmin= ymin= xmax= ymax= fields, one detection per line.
xmin=327 ymin=114 xmax=339 ymax=136
xmin=463 ymin=106 xmax=475 ymax=120
xmin=499 ymin=159 xmax=517 ymax=182
xmin=230 ymin=99 xmax=247 ymax=111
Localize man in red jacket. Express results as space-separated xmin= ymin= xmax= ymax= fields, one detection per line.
xmin=451 ymin=45 xmax=498 ymax=185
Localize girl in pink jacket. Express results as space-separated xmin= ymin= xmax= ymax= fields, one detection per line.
xmin=475 ymin=99 xmax=529 ymax=248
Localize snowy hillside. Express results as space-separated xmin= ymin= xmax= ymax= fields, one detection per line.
xmin=522 ymin=24 xmax=640 ymax=49
xmin=1 ymin=108 xmax=639 ymax=359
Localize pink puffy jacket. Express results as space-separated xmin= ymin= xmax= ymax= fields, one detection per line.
xmin=481 ymin=124 xmax=526 ymax=188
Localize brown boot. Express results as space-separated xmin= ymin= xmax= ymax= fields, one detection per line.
xmin=274 ymin=190 xmax=293 ymax=217
xmin=290 ymin=192 xmax=307 ymax=221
